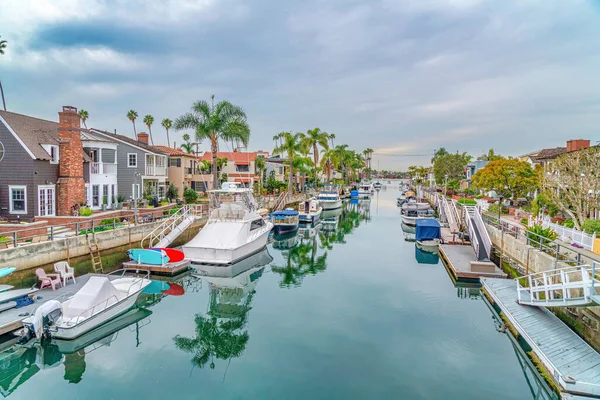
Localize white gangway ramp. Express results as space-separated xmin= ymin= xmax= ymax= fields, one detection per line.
xmin=141 ymin=205 xmax=203 ymax=249
xmin=517 ymin=263 xmax=600 ymax=307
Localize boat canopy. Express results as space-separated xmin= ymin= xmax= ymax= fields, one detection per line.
xmin=415 ymin=219 xmax=441 ymax=241
xmin=63 ymin=277 xmax=123 ymax=320
xmin=272 ymin=210 xmax=299 ymax=216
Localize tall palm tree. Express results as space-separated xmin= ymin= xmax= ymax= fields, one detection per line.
xmin=329 ymin=133 xmax=336 ymax=148
xmin=143 ymin=114 xmax=155 ymax=145
xmin=161 ymin=118 xmax=173 ymax=148
xmin=362 ymin=148 xmax=374 ymax=170
xmin=301 ymin=128 xmax=330 ymax=186
xmin=78 ymin=110 xmax=89 ymax=128
xmin=254 ymin=156 xmax=266 ymax=195
xmin=273 ymin=131 xmax=305 ymax=194
xmin=333 ymin=145 xmax=354 ymax=184
xmin=0 ymin=36 xmax=7 ymax=55
xmin=174 ymin=97 xmax=249 ymax=189
xmin=127 ymin=110 xmax=138 ymax=139
xmin=320 ymin=149 xmax=336 ymax=183
xmin=181 ymin=142 xmax=194 ymax=154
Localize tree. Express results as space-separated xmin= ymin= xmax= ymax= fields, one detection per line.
xmin=143 ymin=114 xmax=155 ymax=145
xmin=542 ymin=147 xmax=600 ymax=229
xmin=320 ymin=149 xmax=336 ymax=183
xmin=433 ymin=151 xmax=471 ymax=185
xmin=477 ymin=148 xmax=503 ymax=161
xmin=431 ymin=147 xmax=449 ymax=164
xmin=471 ymin=158 xmax=539 ymax=200
xmin=216 ymin=157 xmax=228 ymax=184
xmin=301 ymin=128 xmax=330 ymax=186
xmin=78 ymin=109 xmax=89 ymax=128
xmin=181 ymin=142 xmax=194 ymax=154
xmin=183 ymin=188 xmax=198 ymax=204
xmin=166 ymin=183 xmax=179 ymax=202
xmin=0 ymin=36 xmax=6 ymax=55
xmin=255 ymin=156 xmax=266 ymax=195
xmin=161 ymin=118 xmax=172 ymax=148
xmin=197 ymin=160 xmax=212 ymax=174
xmin=174 ymin=97 xmax=249 ymax=190
xmin=273 ymin=131 xmax=305 ymax=193
xmin=127 ymin=110 xmax=138 ymax=139
xmin=363 ymin=148 xmax=374 ymax=171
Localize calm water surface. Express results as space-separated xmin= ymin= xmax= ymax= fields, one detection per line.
xmin=2 ymin=187 xmax=555 ymax=399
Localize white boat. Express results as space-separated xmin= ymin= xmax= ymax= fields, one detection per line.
xmin=183 ymin=183 xmax=273 ymax=265
xmin=192 ymin=248 xmax=272 ymax=282
xmin=416 ymin=239 xmax=441 ymax=252
xmin=401 ymin=205 xmax=435 ymax=227
xmin=22 ymin=269 xmax=151 ymax=341
xmin=401 ymin=199 xmax=430 ymax=212
xmin=318 ymin=185 xmax=342 ymax=210
xmin=357 ymin=183 xmax=373 ymax=197
xmin=298 ymin=197 xmax=322 ymax=223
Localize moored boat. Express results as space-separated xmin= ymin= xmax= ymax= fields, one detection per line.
xmin=298 ymin=197 xmax=322 ymax=223
xmin=318 ymin=185 xmax=342 ymax=210
xmin=271 ymin=209 xmax=300 ymax=234
xmin=401 ymin=203 xmax=435 ymax=227
xmin=415 ymin=219 xmax=442 ymax=252
xmin=358 ymin=183 xmax=373 ymax=197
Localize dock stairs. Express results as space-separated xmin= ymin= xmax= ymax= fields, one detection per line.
xmin=141 ymin=205 xmax=204 ymax=248
xmin=517 ymin=263 xmax=600 ymax=307
xmin=86 ymin=234 xmax=103 ymax=273
xmin=463 ymin=205 xmax=492 ymax=262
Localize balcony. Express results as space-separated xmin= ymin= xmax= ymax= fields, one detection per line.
xmin=145 ymin=165 xmax=167 ymax=176
xmin=91 ymin=162 xmax=117 ymax=175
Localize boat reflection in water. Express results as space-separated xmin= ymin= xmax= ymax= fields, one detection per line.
xmin=0 ymin=307 xmax=152 ymax=395
xmin=174 ymin=249 xmax=272 ymax=371
xmin=272 ymin=230 xmax=301 ymax=250
xmin=414 ymin=246 xmax=439 ymax=265
xmin=401 ymin=222 xmax=416 ymax=242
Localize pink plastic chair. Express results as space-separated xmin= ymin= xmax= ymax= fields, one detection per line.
xmin=36 ymin=268 xmax=62 ymax=290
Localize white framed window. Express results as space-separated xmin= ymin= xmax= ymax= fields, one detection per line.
xmin=128 ymin=153 xmax=137 ymax=168
xmin=0 ymin=141 xmax=4 ymax=162
xmin=92 ymin=185 xmax=100 ymax=207
xmin=9 ymin=185 xmax=27 ymax=214
xmin=42 ymin=144 xmax=59 ymax=164
xmin=37 ymin=185 xmax=56 ymax=217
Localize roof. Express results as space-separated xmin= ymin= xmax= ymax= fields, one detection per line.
xmin=0 ymin=110 xmax=59 ymax=160
xmin=153 ymin=146 xmax=195 ymax=157
xmin=90 ymin=129 xmax=168 ymax=155
xmin=530 ymin=147 xmax=566 ymax=162
xmin=80 ymin=130 xmax=116 ymax=143
xmin=199 ymin=151 xmax=260 ymax=163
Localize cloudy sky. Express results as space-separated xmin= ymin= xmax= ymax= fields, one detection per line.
xmin=1 ymin=0 xmax=599 ymax=169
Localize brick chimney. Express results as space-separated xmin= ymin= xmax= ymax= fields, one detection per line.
xmin=566 ymin=139 xmax=590 ymax=152
xmin=137 ymin=132 xmax=149 ymax=144
xmin=56 ymin=106 xmax=85 ymax=216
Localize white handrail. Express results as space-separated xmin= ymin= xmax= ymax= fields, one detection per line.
xmin=142 ymin=205 xmax=204 ymax=248
xmin=473 ymin=207 xmax=492 ymax=258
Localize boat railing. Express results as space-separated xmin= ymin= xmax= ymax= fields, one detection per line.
xmin=106 ymin=268 xmax=151 ymax=296
xmin=209 ymin=207 xmax=247 ymax=221
xmin=67 ymin=294 xmax=121 ymax=326
xmin=272 ymin=215 xmax=300 ymax=225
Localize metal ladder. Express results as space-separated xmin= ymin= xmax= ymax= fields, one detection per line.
xmin=272 ymin=191 xmax=289 ymax=211
xmin=86 ymin=233 xmax=103 ymax=273
xmin=517 ymin=263 xmax=600 ymax=307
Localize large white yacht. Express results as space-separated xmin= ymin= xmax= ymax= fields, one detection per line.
xmin=183 ymin=182 xmax=273 ymax=265
xmin=318 ymin=184 xmax=342 ymax=210
xmin=357 ymin=182 xmax=373 ymax=198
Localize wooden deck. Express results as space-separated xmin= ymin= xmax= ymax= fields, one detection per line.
xmin=439 ymin=244 xmax=507 ymax=281
xmin=122 ymin=259 xmax=190 ymax=276
xmin=0 ymin=274 xmax=103 ymax=336
xmin=482 ymin=278 xmax=600 ymax=398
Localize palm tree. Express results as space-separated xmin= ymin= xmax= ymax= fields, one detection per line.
xmin=143 ymin=114 xmax=155 ymax=145
xmin=0 ymin=36 xmax=7 ymax=55
xmin=333 ymin=145 xmax=354 ymax=184
xmin=320 ymin=149 xmax=336 ymax=183
xmin=161 ymin=118 xmax=173 ymax=148
xmin=127 ymin=110 xmax=138 ymax=139
xmin=329 ymin=133 xmax=336 ymax=148
xmin=216 ymin=157 xmax=228 ymax=183
xmin=255 ymin=156 xmax=266 ymax=195
xmin=362 ymin=148 xmax=374 ymax=170
xmin=181 ymin=142 xmax=194 ymax=154
xmin=78 ymin=110 xmax=89 ymax=128
xmin=273 ymin=131 xmax=305 ymax=194
xmin=174 ymin=97 xmax=249 ymax=189
xmin=301 ymin=128 xmax=330 ymax=187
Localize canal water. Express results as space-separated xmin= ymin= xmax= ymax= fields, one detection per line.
xmin=1 ymin=187 xmax=556 ymax=399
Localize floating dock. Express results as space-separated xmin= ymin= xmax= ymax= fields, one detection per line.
xmin=439 ymin=244 xmax=507 ymax=281
xmin=122 ymin=259 xmax=190 ymax=276
xmin=482 ymin=278 xmax=600 ymax=398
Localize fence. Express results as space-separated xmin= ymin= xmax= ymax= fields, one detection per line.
xmin=529 ymin=216 xmax=596 ymax=252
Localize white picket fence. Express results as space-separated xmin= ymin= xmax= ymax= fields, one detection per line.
xmin=529 ymin=216 xmax=596 ymax=251
xmin=476 ymin=199 xmax=490 ymax=211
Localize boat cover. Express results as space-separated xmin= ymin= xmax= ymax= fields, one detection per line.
xmin=62 ymin=277 xmax=122 ymax=320
xmin=272 ymin=210 xmax=299 ymax=216
xmin=415 ymin=219 xmax=441 ymax=241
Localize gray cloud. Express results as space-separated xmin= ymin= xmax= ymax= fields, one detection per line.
xmin=1 ymin=0 xmax=600 ymax=169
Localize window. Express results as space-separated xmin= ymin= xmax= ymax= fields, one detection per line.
xmin=250 ymin=218 xmax=265 ymax=231
xmin=132 ymin=184 xmax=141 ymax=200
xmin=169 ymin=158 xmax=181 ymax=167
xmin=103 ymin=184 xmax=109 ymax=205
xmin=42 ymin=144 xmax=59 ymax=164
xmin=236 ymin=164 xmax=250 ymax=172
xmin=38 ymin=185 xmax=55 ymax=216
xmin=0 ymin=141 xmax=4 ymax=162
xmin=9 ymin=186 xmax=27 ymax=214
xmin=128 ymin=153 xmax=137 ymax=167
xmin=112 ymin=184 xmax=117 ymax=203
xmin=92 ymin=185 xmax=100 ymax=207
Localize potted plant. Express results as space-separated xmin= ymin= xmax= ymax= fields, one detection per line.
xmin=101 ymin=196 xmax=108 ymax=211
xmin=117 ymin=195 xmax=125 ymax=210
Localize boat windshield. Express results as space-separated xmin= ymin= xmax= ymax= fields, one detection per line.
xmin=320 ymin=185 xmax=339 ymax=194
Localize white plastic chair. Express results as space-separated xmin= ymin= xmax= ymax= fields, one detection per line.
xmin=54 ymin=261 xmax=76 ymax=286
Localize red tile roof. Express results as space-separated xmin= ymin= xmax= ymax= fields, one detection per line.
xmin=153 ymin=146 xmax=196 ymax=157
xmin=198 ymin=151 xmax=261 ymax=163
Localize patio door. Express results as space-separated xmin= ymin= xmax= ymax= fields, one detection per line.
xmin=38 ymin=185 xmax=56 ymax=216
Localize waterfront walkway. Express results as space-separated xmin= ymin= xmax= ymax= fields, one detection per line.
xmin=482 ymin=278 xmax=600 ymax=397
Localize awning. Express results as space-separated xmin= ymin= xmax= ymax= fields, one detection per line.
xmin=236 ymin=161 xmax=250 ymax=165
xmin=235 ymin=178 xmax=252 ymax=183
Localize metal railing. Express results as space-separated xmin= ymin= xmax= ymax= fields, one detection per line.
xmin=472 ymin=206 xmax=492 ymax=257
xmin=529 ymin=215 xmax=596 ymax=251
xmin=141 ymin=204 xmax=205 ymax=248
xmin=465 ymin=207 xmax=481 ymax=260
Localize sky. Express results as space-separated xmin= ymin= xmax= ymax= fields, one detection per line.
xmin=1 ymin=0 xmax=600 ymax=170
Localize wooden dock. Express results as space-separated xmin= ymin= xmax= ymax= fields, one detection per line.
xmin=439 ymin=244 xmax=507 ymax=281
xmin=0 ymin=274 xmax=103 ymax=336
xmin=122 ymin=259 xmax=190 ymax=276
xmin=482 ymin=278 xmax=600 ymax=398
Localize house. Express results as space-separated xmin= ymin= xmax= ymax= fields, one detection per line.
xmin=198 ymin=151 xmax=266 ymax=188
xmin=462 ymin=160 xmax=489 ymax=189
xmin=521 ymin=139 xmax=590 ymax=167
xmin=265 ymin=155 xmax=287 ymax=183
xmin=90 ymin=130 xmax=169 ymax=200
xmin=0 ymin=106 xmax=120 ymax=220
xmin=154 ymin=146 xmax=211 ymax=194
xmin=81 ymin=130 xmax=119 ymax=210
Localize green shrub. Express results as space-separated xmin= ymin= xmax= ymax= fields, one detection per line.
xmin=0 ymin=236 xmax=10 ymax=243
xmin=563 ymin=220 xmax=575 ymax=228
xmin=520 ymin=218 xmax=529 ymax=226
xmin=527 ymin=224 xmax=557 ymax=247
xmin=582 ymin=219 xmax=600 ymax=235
xmin=457 ymin=198 xmax=477 ymax=206
xmin=117 ymin=195 xmax=126 ymax=203
xmin=488 ymin=204 xmax=508 ymax=215
xmin=475 ymin=194 xmax=483 ymax=199
xmin=183 ymin=189 xmax=198 ymax=204
xmin=99 ymin=218 xmax=120 ymax=226
xmin=79 ymin=207 xmax=93 ymax=217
